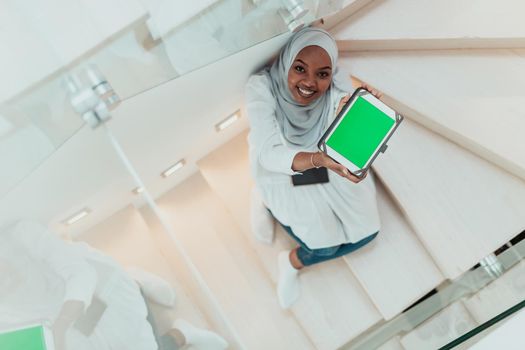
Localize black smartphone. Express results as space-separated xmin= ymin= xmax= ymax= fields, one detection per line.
xmin=291 ymin=167 xmax=329 ymax=186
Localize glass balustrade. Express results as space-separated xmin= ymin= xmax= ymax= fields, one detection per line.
xmin=342 ymin=231 xmax=525 ymax=350
xmin=0 ymin=0 xmax=341 ymax=198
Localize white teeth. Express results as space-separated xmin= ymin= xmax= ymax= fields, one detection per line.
xmin=298 ymin=87 xmax=314 ymax=96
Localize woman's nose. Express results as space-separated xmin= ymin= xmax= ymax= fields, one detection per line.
xmin=302 ymin=76 xmax=316 ymax=88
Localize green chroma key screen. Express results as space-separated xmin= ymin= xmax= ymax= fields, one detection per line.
xmin=0 ymin=325 xmax=48 ymax=350
xmin=326 ymin=96 xmax=395 ymax=168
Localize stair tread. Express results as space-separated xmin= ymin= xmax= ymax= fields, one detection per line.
xmin=332 ymin=0 xmax=525 ymax=42
xmin=150 ymin=172 xmax=315 ymax=350
xmin=344 ymin=178 xmax=444 ymax=320
xmin=198 ymin=131 xmax=383 ymax=349
xmin=205 ymin=133 xmax=444 ymax=322
xmin=338 ymin=49 xmax=525 ymax=180
xmin=371 ymin=119 xmax=525 ymax=279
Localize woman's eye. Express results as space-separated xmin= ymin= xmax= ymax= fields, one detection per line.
xmin=294 ymin=65 xmax=305 ymax=73
xmin=318 ymin=71 xmax=330 ymax=78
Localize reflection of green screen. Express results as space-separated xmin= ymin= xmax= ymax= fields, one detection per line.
xmin=326 ymin=96 xmax=395 ymax=168
xmin=0 ymin=326 xmax=47 ymax=350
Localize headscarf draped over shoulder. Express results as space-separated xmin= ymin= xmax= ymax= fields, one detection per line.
xmin=261 ymin=27 xmax=350 ymax=148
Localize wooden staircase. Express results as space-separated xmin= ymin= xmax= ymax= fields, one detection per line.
xmin=76 ymin=1 xmax=525 ymax=348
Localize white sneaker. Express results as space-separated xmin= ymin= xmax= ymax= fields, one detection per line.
xmin=250 ymin=188 xmax=274 ymax=244
xmin=277 ymin=251 xmax=300 ymax=309
xmin=172 ymin=319 xmax=228 ymax=350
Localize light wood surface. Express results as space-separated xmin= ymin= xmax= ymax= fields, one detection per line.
xmin=338 ymin=49 xmax=525 ymax=181
xmin=198 ymin=131 xmax=383 ymax=349
xmin=332 ymin=0 xmax=525 ymax=44
xmin=344 ymin=178 xmax=444 ymax=320
xmin=370 ymin=119 xmax=525 ymax=279
xmin=145 ymin=171 xmax=315 ymax=350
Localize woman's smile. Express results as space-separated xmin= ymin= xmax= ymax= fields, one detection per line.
xmin=297 ymin=86 xmax=316 ymax=98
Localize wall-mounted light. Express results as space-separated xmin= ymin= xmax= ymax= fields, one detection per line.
xmin=215 ymin=111 xmax=240 ymax=132
xmin=63 ymin=208 xmax=91 ymax=226
xmin=132 ymin=186 xmax=145 ymax=194
xmin=161 ymin=159 xmax=186 ymax=178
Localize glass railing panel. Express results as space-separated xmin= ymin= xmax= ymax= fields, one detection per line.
xmin=0 ymin=72 xmax=84 ymax=198
xmin=439 ymin=299 xmax=525 ymax=350
xmin=342 ymin=231 xmax=525 ymax=350
xmin=3 ymin=0 xmax=343 ymax=104
xmin=0 ymin=107 xmax=231 ymax=350
xmin=1 ymin=0 xmax=343 ymax=198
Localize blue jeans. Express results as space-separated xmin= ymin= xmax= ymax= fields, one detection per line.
xmin=277 ymin=220 xmax=378 ymax=267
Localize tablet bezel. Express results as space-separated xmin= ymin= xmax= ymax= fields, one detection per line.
xmin=318 ymin=88 xmax=403 ymax=177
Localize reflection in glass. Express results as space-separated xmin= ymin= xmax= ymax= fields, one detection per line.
xmin=342 ymin=232 xmax=525 ymax=349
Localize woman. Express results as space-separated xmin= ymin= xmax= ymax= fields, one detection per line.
xmin=245 ymin=27 xmax=382 ymax=308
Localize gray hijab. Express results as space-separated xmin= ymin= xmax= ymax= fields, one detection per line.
xmin=262 ymin=27 xmax=350 ymax=149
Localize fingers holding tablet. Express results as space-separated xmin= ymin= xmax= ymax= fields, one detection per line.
xmin=343 ymin=169 xmax=366 ymax=183
xmin=336 ymin=94 xmax=351 ymax=115
xmin=360 ymin=83 xmax=383 ymax=100
xmin=320 ymin=153 xmax=366 ymax=183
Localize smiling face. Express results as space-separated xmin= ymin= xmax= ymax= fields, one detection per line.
xmin=287 ymin=45 xmax=333 ymax=105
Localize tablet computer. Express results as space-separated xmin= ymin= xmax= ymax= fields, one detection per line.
xmin=318 ymin=87 xmax=403 ymax=178
xmin=0 ymin=323 xmax=55 ymax=350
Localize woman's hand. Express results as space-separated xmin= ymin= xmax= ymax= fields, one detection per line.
xmin=336 ymin=82 xmax=383 ymax=115
xmin=360 ymin=82 xmax=383 ymax=99
xmin=313 ymin=152 xmax=367 ymax=183
xmin=336 ymin=94 xmax=351 ymax=115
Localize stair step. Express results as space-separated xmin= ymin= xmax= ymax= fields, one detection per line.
xmin=344 ymin=178 xmax=444 ymax=320
xmin=197 ymin=131 xmax=383 ymax=349
xmin=338 ymin=49 xmax=525 ymax=181
xmin=336 ymin=38 xmax=525 ymax=52
xmin=332 ymin=0 xmax=525 ymax=50
xmin=370 ymin=119 xmax=525 ymax=279
xmin=141 ymin=172 xmax=315 ymax=350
